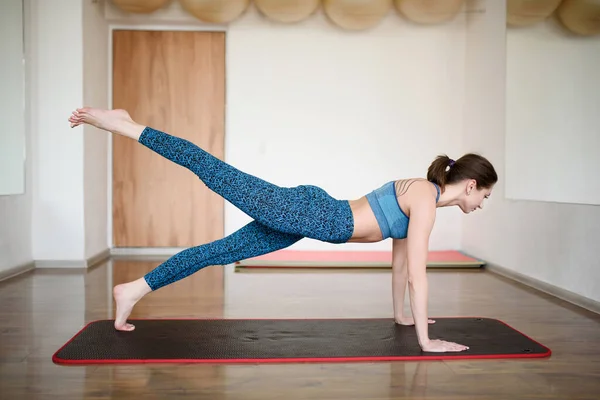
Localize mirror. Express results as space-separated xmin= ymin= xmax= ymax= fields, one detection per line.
xmin=0 ymin=0 xmax=26 ymax=196
xmin=504 ymin=3 xmax=600 ymax=206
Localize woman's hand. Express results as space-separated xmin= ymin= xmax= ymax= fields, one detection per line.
xmin=421 ymin=339 xmax=469 ymax=352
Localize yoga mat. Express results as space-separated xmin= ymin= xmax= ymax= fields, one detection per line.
xmin=53 ymin=317 xmax=550 ymax=365
xmin=235 ymin=250 xmax=485 ymax=269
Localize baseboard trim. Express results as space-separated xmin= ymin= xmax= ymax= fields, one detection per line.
xmin=33 ymin=248 xmax=112 ymax=270
xmin=35 ymin=260 xmax=87 ymax=269
xmin=485 ymin=263 xmax=600 ymax=315
xmin=87 ymin=248 xmax=111 ymax=268
xmin=0 ymin=261 xmax=36 ymax=282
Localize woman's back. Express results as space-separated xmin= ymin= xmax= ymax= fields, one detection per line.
xmin=347 ymin=178 xmax=440 ymax=243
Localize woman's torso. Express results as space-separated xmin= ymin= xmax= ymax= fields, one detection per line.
xmin=347 ymin=178 xmax=439 ymax=243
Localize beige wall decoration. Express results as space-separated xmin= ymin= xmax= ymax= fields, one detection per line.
xmin=112 ymin=0 xmax=172 ymax=14
xmin=557 ymin=0 xmax=600 ymax=35
xmin=178 ymin=0 xmax=251 ymax=23
xmin=395 ymin=0 xmax=464 ymax=24
xmin=506 ymin=0 xmax=562 ymax=26
xmin=255 ymin=0 xmax=321 ymax=23
xmin=323 ymin=0 xmax=392 ymax=30
xmin=108 ymin=0 xmax=600 ymax=38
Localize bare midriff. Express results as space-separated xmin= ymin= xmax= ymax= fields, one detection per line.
xmin=347 ymin=196 xmax=384 ymax=243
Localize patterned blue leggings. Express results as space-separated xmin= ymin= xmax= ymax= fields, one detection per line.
xmin=138 ymin=127 xmax=355 ymax=291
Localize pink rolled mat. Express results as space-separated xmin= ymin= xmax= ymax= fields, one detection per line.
xmin=235 ymin=250 xmax=484 ymax=268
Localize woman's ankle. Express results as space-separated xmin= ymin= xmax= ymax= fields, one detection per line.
xmin=118 ymin=121 xmax=145 ymax=141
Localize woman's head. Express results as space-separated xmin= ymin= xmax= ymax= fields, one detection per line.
xmin=427 ymin=153 xmax=498 ymax=213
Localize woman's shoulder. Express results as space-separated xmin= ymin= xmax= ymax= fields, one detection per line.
xmin=393 ymin=178 xmax=438 ymax=207
xmin=393 ymin=178 xmax=433 ymax=194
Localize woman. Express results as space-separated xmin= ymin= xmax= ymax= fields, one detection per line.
xmin=68 ymin=107 xmax=497 ymax=353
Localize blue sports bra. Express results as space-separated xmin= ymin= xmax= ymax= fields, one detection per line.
xmin=365 ymin=180 xmax=440 ymax=240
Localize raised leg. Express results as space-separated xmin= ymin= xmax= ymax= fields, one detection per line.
xmin=138 ymin=126 xmax=354 ymax=243
xmin=112 ymin=220 xmax=303 ymax=331
xmin=68 ymin=107 xmax=354 ymax=244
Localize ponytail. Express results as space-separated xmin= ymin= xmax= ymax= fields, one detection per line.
xmin=427 ymin=154 xmax=454 ymax=190
xmin=427 ymin=153 xmax=497 ymax=192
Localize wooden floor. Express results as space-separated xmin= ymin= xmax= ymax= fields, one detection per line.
xmin=1 ymin=258 xmax=599 ymax=399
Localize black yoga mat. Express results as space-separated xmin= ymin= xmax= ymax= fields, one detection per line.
xmin=52 ymin=317 xmax=551 ymax=365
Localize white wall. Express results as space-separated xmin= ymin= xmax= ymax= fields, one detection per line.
xmin=0 ymin=0 xmax=26 ymax=196
xmin=4 ymin=0 xmax=109 ymax=269
xmin=0 ymin=194 xmax=32 ymax=274
xmin=462 ymin=0 xmax=600 ymax=303
xmin=83 ymin=0 xmax=109 ymax=260
xmin=0 ymin=0 xmax=32 ymax=276
xmin=30 ymin=0 xmax=85 ymax=263
xmin=225 ymin=5 xmax=467 ymax=251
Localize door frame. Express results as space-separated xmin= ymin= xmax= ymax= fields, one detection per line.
xmin=106 ymin=22 xmax=227 ymax=257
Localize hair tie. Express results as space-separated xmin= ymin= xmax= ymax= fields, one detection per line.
xmin=449 ymin=159 xmax=455 ymax=167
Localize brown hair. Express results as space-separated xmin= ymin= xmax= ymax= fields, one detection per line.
xmin=427 ymin=153 xmax=497 ymax=192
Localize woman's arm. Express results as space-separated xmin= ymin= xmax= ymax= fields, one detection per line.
xmin=392 ymin=238 xmax=435 ymax=325
xmin=391 ymin=238 xmax=408 ymax=322
xmin=405 ymin=187 xmax=469 ymax=353
xmin=405 ymin=195 xmax=436 ymax=348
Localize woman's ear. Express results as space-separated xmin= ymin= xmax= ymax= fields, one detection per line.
xmin=466 ymin=179 xmax=477 ymax=195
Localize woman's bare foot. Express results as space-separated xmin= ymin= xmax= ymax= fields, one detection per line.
xmin=113 ymin=277 xmax=152 ymax=331
xmin=68 ymin=107 xmax=145 ymax=140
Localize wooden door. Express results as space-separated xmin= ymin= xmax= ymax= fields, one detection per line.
xmin=112 ymin=30 xmax=225 ymax=248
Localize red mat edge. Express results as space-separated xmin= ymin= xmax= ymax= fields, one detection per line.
xmin=52 ymin=317 xmax=551 ymax=365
